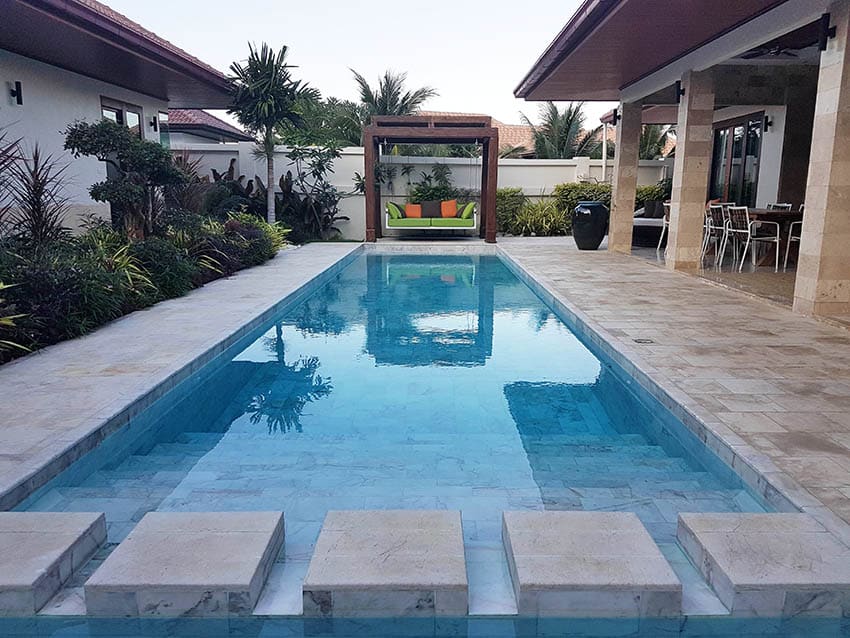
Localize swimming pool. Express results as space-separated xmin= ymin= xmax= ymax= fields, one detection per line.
xmin=17 ymin=252 xmax=768 ymax=616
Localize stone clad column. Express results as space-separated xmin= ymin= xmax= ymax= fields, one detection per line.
xmin=666 ymin=70 xmax=715 ymax=271
xmin=608 ymin=101 xmax=641 ymax=253
xmin=794 ymin=2 xmax=850 ymax=315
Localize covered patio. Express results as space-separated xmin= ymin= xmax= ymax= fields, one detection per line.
xmin=516 ymin=0 xmax=848 ymax=319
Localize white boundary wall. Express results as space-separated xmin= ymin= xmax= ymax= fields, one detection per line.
xmin=175 ymin=142 xmax=674 ymax=241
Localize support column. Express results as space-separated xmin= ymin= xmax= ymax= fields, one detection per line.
xmin=364 ymin=135 xmax=378 ymax=242
xmin=666 ymin=70 xmax=715 ymax=271
xmin=608 ymin=101 xmax=641 ymax=253
xmin=794 ymin=2 xmax=850 ymax=315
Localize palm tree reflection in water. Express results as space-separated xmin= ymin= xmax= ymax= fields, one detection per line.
xmin=247 ymin=323 xmax=333 ymax=434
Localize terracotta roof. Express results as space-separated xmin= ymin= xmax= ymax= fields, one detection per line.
xmin=73 ymin=0 xmax=225 ymax=79
xmin=168 ymin=109 xmax=252 ymax=141
xmin=418 ymin=111 xmax=535 ymax=152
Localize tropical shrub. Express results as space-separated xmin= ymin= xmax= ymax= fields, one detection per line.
xmin=129 ymin=237 xmax=197 ymax=301
xmin=496 ymin=187 xmax=527 ymax=233
xmin=5 ymin=145 xmax=70 ymax=246
xmin=552 ymin=182 xmax=612 ymax=218
xmin=508 ymin=200 xmax=570 ymax=237
xmin=0 ymin=282 xmax=28 ymax=356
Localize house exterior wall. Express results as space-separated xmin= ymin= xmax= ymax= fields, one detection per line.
xmin=0 ymin=49 xmax=169 ymax=230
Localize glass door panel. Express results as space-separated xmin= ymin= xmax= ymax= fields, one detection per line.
xmin=709 ymin=114 xmax=763 ymax=207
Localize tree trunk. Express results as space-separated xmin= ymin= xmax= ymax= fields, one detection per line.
xmin=266 ymin=154 xmax=275 ymax=224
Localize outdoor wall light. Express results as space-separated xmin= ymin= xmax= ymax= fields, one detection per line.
xmin=764 ymin=115 xmax=773 ymax=131
xmin=149 ymin=116 xmax=158 ymax=132
xmin=675 ymin=80 xmax=685 ymax=104
xmin=9 ymin=81 xmax=22 ymax=105
xmin=819 ymin=13 xmax=837 ymax=52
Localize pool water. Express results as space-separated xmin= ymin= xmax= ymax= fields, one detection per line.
xmin=20 ymin=253 xmax=765 ymax=560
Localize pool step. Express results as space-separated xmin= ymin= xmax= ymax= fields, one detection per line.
xmin=502 ymin=511 xmax=682 ymax=617
xmin=302 ymin=510 xmax=468 ymax=617
xmin=0 ymin=512 xmax=106 ymax=615
xmin=678 ymin=513 xmax=850 ymax=616
xmin=84 ymin=511 xmax=284 ymax=617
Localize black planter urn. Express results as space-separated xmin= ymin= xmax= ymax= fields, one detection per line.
xmin=572 ymin=201 xmax=610 ymax=250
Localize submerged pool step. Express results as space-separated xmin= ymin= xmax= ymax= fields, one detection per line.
xmin=678 ymin=513 xmax=850 ymax=616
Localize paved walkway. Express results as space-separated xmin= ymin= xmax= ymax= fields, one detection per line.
xmin=0 ymin=243 xmax=359 ymax=510
xmin=500 ymin=238 xmax=850 ymax=545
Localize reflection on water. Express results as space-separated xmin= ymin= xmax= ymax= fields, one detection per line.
xmin=19 ymin=255 xmax=764 ymax=550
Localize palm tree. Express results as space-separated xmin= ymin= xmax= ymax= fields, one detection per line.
xmin=521 ymin=102 xmax=601 ymax=159
xmin=351 ymin=69 xmax=437 ymax=125
xmin=640 ymin=125 xmax=674 ymax=159
xmin=228 ymin=43 xmax=319 ymax=222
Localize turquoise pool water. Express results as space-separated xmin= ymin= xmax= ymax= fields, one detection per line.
xmin=20 ymin=254 xmax=766 ymax=548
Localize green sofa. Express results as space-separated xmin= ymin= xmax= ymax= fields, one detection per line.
xmin=386 ymin=201 xmax=476 ymax=229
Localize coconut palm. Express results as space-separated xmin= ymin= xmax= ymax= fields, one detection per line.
xmin=228 ymin=43 xmax=320 ymax=222
xmin=521 ymin=102 xmax=601 ymax=159
xmin=640 ymin=125 xmax=674 ymax=159
xmin=351 ymin=69 xmax=437 ymax=121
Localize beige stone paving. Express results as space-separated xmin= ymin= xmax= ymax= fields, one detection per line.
xmin=0 ymin=243 xmax=359 ymax=510
xmin=499 ymin=238 xmax=850 ymax=545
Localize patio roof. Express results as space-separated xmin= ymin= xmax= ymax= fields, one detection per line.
xmin=515 ymin=0 xmax=792 ymax=101
xmin=2 ymin=0 xmax=232 ymax=108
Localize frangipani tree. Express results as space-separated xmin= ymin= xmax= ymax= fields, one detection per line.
xmin=228 ymin=43 xmax=319 ymax=223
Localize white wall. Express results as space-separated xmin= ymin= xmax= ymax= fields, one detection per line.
xmin=0 ymin=49 xmax=169 ymax=230
xmin=175 ymin=142 xmax=673 ymax=241
xmin=712 ymin=105 xmax=786 ymax=207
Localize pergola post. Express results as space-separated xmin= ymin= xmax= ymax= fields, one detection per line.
xmin=364 ymin=132 xmax=379 ymax=242
xmin=481 ymin=138 xmax=498 ymax=243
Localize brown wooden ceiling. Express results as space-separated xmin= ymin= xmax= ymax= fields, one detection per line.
xmin=515 ymin=0 xmax=791 ymax=101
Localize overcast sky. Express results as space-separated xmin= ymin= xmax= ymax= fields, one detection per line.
xmin=104 ymin=0 xmax=616 ymax=127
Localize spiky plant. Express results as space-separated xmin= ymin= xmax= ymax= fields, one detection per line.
xmin=521 ymin=102 xmax=601 ymax=159
xmin=6 ymin=145 xmax=70 ymax=246
xmin=228 ymin=43 xmax=320 ymax=222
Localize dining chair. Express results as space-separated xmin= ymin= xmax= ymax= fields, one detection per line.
xmin=767 ymin=203 xmax=793 ymax=211
xmin=657 ymin=202 xmax=671 ymax=252
xmin=703 ymin=204 xmax=728 ymax=266
xmin=783 ymin=220 xmax=803 ymax=271
xmin=722 ymin=206 xmax=781 ymax=272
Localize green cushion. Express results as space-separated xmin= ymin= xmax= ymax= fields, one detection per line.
xmin=459 ymin=202 xmax=476 ymax=219
xmin=431 ymin=217 xmax=475 ymax=227
xmin=386 ymin=202 xmax=404 ymax=220
xmin=388 ymin=218 xmax=432 ymax=227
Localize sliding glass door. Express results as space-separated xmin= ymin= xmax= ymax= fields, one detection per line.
xmin=709 ymin=113 xmax=763 ymax=207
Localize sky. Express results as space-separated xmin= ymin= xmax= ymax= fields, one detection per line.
xmin=104 ymin=0 xmax=616 ymax=127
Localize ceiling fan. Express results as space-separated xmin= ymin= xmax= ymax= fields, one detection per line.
xmin=739 ymin=45 xmax=800 ymax=59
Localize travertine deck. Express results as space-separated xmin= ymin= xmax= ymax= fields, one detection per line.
xmin=0 ymin=243 xmax=359 ymax=511
xmin=499 ymin=238 xmax=850 ymax=546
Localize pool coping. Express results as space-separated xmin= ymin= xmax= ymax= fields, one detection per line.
xmin=0 ymin=244 xmax=362 ymax=511
xmin=496 ymin=246 xmax=850 ymax=550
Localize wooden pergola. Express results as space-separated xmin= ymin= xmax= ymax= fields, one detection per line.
xmin=363 ymin=115 xmax=499 ymax=243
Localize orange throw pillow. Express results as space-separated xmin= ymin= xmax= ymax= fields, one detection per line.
xmin=441 ymin=200 xmax=458 ymax=218
xmin=405 ymin=203 xmax=422 ymax=218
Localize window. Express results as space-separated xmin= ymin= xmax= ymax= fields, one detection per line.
xmin=709 ymin=112 xmax=764 ymax=207
xmin=100 ymin=98 xmax=143 ymax=139
xmin=158 ymin=111 xmax=171 ymax=148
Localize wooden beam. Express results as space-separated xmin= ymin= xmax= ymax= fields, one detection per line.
xmin=481 ymin=135 xmax=498 ymax=243
xmin=362 ymin=126 xmax=498 ymax=146
xmin=364 ymin=132 xmax=378 ymax=242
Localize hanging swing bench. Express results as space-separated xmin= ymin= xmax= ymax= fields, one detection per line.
xmin=363 ymin=115 xmax=499 ymax=243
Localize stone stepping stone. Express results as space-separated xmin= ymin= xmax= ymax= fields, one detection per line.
xmin=302 ymin=510 xmax=467 ymax=617
xmin=678 ymin=513 xmax=850 ymax=616
xmin=502 ymin=511 xmax=681 ymax=616
xmin=0 ymin=512 xmax=106 ymax=615
xmin=85 ymin=511 xmax=284 ymax=617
